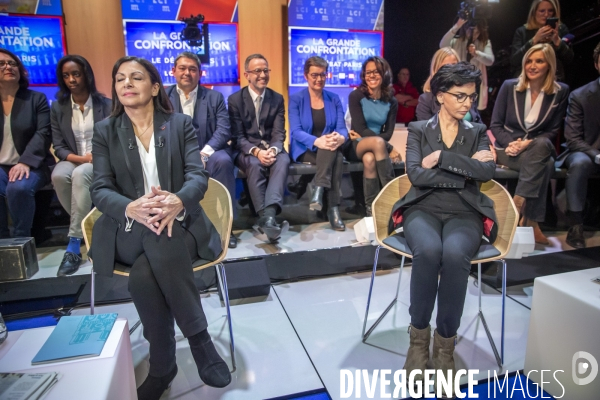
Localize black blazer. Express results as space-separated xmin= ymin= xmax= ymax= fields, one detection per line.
xmin=490 ymin=78 xmax=569 ymax=148
xmin=388 ymin=115 xmax=498 ymax=242
xmin=89 ymin=112 xmax=222 ymax=277
xmin=228 ymin=86 xmax=286 ymax=155
xmin=51 ymin=96 xmax=112 ymax=161
xmin=556 ymin=78 xmax=600 ymax=166
xmin=0 ymin=88 xmax=52 ymax=169
xmin=416 ymin=91 xmax=481 ymax=124
xmin=166 ymin=85 xmax=231 ymax=152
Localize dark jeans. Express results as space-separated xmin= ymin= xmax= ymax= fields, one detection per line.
xmin=563 ymin=151 xmax=600 ymax=213
xmin=115 ymin=221 xmax=207 ymax=377
xmin=0 ymin=165 xmax=49 ymax=238
xmin=495 ymin=137 xmax=555 ymax=221
xmin=403 ymin=206 xmax=483 ymax=338
xmin=298 ymin=148 xmax=343 ymax=206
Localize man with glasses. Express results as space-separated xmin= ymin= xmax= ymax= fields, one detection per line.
xmin=228 ymin=54 xmax=289 ymax=243
xmin=166 ymin=52 xmax=238 ymax=248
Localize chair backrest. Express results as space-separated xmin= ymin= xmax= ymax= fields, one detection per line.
xmin=371 ymin=175 xmax=518 ymax=263
xmin=80 ymin=178 xmax=233 ymax=271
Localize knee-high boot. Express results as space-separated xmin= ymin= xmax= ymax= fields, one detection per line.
xmin=376 ymin=158 xmax=395 ymax=188
xmin=363 ymin=178 xmax=380 ymax=217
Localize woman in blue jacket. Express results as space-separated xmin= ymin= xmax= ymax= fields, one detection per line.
xmin=289 ymin=56 xmax=348 ymax=230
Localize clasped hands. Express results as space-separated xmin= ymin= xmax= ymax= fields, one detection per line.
xmin=255 ymin=147 xmax=277 ymax=166
xmin=125 ymin=186 xmax=183 ymax=237
xmin=314 ymin=131 xmax=346 ymax=151
xmin=505 ymin=138 xmax=531 ymax=157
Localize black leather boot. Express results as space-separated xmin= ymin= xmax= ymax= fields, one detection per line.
xmin=287 ymin=174 xmax=313 ymax=199
xmin=364 ymin=178 xmax=380 ymax=217
xmin=566 ymin=224 xmax=586 ymax=249
xmin=137 ymin=365 xmax=178 ymax=400
xmin=327 ymin=206 xmax=345 ymax=231
xmin=375 ymin=158 xmax=395 ymax=188
xmin=188 ymin=330 xmax=231 ymax=388
xmin=309 ymin=186 xmax=324 ymax=211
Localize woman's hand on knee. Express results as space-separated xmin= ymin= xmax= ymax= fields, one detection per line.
xmin=8 ymin=163 xmax=30 ymax=182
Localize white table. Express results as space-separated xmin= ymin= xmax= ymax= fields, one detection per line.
xmin=524 ymin=267 xmax=600 ymax=400
xmin=0 ymin=319 xmax=136 ymax=400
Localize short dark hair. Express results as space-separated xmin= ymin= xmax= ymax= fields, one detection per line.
xmin=303 ymin=56 xmax=328 ymax=75
xmin=430 ymin=62 xmax=481 ymax=101
xmin=174 ymin=52 xmax=201 ymax=68
xmin=244 ymin=54 xmax=267 ymax=71
xmin=359 ymin=56 xmax=394 ymax=103
xmin=110 ymin=56 xmax=173 ymax=117
xmin=0 ymin=49 xmax=29 ymax=90
xmin=55 ymin=55 xmax=104 ymax=104
xmin=594 ymin=41 xmax=600 ymax=66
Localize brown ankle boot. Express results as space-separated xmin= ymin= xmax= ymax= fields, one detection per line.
xmin=403 ymin=325 xmax=431 ymax=389
xmin=432 ymin=329 xmax=457 ymax=399
xmin=527 ymin=220 xmax=550 ymax=245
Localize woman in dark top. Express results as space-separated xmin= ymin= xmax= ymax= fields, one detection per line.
xmin=510 ymin=0 xmax=573 ymax=81
xmin=51 ymin=55 xmax=112 ymax=277
xmin=491 ymin=44 xmax=568 ymax=245
xmin=389 ymin=63 xmax=496 ymax=396
xmin=289 ymin=56 xmax=348 ymax=230
xmin=0 ymin=49 xmax=52 ymax=239
xmin=346 ymin=56 xmax=399 ymax=216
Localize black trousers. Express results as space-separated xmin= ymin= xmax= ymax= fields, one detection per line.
xmin=236 ymin=152 xmax=290 ymax=213
xmin=403 ymin=206 xmax=483 ymax=338
xmin=298 ymin=148 xmax=343 ymax=206
xmin=495 ymin=137 xmax=555 ymax=221
xmin=115 ymin=221 xmax=207 ymax=377
xmin=563 ymin=151 xmax=600 ymax=214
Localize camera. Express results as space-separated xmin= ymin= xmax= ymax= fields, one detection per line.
xmin=457 ymin=0 xmax=492 ymax=25
xmin=180 ymin=14 xmax=205 ymax=47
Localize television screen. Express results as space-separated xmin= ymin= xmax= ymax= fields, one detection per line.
xmin=0 ymin=0 xmax=62 ymax=16
xmin=289 ymin=28 xmax=383 ymax=87
xmin=0 ymin=15 xmax=66 ymax=85
xmin=288 ymin=0 xmax=384 ymax=31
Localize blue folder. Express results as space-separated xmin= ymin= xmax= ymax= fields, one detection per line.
xmin=31 ymin=313 xmax=118 ymax=365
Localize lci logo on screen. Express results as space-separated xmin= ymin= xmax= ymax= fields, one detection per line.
xmin=0 ymin=15 xmax=65 ymax=85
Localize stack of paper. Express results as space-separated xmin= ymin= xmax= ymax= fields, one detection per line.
xmin=0 ymin=372 xmax=61 ymax=400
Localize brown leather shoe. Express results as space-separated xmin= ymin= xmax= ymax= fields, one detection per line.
xmin=527 ymin=220 xmax=550 ymax=245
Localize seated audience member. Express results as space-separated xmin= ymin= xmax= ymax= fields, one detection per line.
xmin=491 ymin=44 xmax=568 ymax=244
xmin=0 ymin=49 xmax=52 ymax=239
xmin=389 ymin=63 xmax=495 ymax=396
xmin=555 ymin=42 xmax=600 ymax=249
xmin=440 ymin=18 xmax=494 ymax=110
xmin=289 ymin=56 xmax=347 ymax=231
xmin=166 ymin=52 xmax=237 ymax=248
xmin=511 ymin=0 xmax=573 ymax=81
xmin=393 ymin=67 xmax=419 ymax=124
xmin=51 ymin=55 xmax=111 ymax=276
xmin=345 ymin=56 xmax=399 ymax=217
xmin=90 ymin=56 xmax=229 ymax=400
xmin=416 ymin=47 xmax=482 ymax=123
xmin=228 ymin=54 xmax=289 ymax=243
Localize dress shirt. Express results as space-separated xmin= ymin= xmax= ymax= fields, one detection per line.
xmin=524 ymin=85 xmax=545 ymax=130
xmin=71 ymin=95 xmax=94 ymax=156
xmin=0 ymin=113 xmax=20 ymax=165
xmin=177 ymin=85 xmax=215 ymax=157
xmin=248 ymin=86 xmax=278 ymax=156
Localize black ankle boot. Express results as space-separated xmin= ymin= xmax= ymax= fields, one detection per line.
xmin=309 ymin=186 xmax=324 ymax=211
xmin=566 ymin=224 xmax=586 ymax=249
xmin=188 ymin=330 xmax=231 ymax=388
xmin=363 ymin=178 xmax=380 ymax=215
xmin=375 ymin=158 xmax=395 ymax=188
xmin=287 ymin=174 xmax=313 ymax=199
xmin=137 ymin=365 xmax=178 ymax=400
xmin=327 ymin=206 xmax=345 ymax=231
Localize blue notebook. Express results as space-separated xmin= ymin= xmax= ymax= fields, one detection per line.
xmin=31 ymin=313 xmax=118 ymax=365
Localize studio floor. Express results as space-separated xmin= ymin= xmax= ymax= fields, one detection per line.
xmin=30 ymin=224 xmax=600 ymax=399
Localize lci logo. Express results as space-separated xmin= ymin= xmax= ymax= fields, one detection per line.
xmin=572 ymin=351 xmax=598 ymax=386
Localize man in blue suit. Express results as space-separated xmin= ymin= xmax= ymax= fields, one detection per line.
xmin=166 ymin=52 xmax=237 ymax=248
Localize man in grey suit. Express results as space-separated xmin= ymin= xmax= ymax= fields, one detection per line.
xmin=166 ymin=52 xmax=237 ymax=248
xmin=557 ymin=42 xmax=600 ymax=248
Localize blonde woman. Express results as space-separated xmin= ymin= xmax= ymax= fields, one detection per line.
xmin=416 ymin=47 xmax=482 ymax=123
xmin=440 ymin=18 xmax=494 ymax=110
xmin=511 ymin=0 xmax=573 ymax=80
xmin=491 ymin=44 xmax=569 ymax=244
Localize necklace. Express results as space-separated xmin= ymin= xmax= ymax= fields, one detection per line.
xmin=134 ymin=121 xmax=153 ymax=139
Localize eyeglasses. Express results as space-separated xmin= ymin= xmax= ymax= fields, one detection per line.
xmin=308 ymin=73 xmax=327 ymax=79
xmin=246 ymin=68 xmax=271 ymax=76
xmin=365 ymin=69 xmax=381 ymax=77
xmin=445 ymin=91 xmax=478 ymax=103
xmin=0 ymin=60 xmax=18 ymax=70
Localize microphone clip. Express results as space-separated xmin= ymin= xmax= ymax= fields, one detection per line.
xmin=458 ymin=136 xmax=465 ymax=145
xmin=155 ymin=137 xmax=165 ymax=148
xmin=437 ymin=134 xmax=442 ymax=143
xmin=128 ymin=139 xmax=136 ymax=150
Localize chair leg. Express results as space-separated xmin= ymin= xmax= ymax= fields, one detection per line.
xmin=90 ymin=267 xmax=95 ymax=315
xmin=477 ymin=260 xmax=506 ymax=368
xmin=362 ymin=246 xmax=405 ymax=342
xmin=216 ymin=263 xmax=236 ymax=372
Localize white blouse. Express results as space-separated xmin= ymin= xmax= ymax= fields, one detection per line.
xmin=0 ymin=114 xmax=20 ymax=165
xmin=524 ymin=87 xmax=545 ymax=130
xmin=135 ymin=132 xmax=160 ymax=195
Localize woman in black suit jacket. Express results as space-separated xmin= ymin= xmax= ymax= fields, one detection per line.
xmin=51 ymin=55 xmax=112 ymax=277
xmin=388 ymin=63 xmax=496 ymax=395
xmin=491 ymin=44 xmax=568 ymax=244
xmin=0 ymin=49 xmax=52 ymax=238
xmin=89 ymin=56 xmax=230 ymax=400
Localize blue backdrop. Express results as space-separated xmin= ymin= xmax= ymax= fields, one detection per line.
xmin=124 ymin=21 xmax=239 ymax=86
xmin=288 ymin=0 xmax=384 ymax=31
xmin=0 ymin=15 xmax=66 ymax=85
xmin=121 ymin=0 xmax=181 ymax=20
